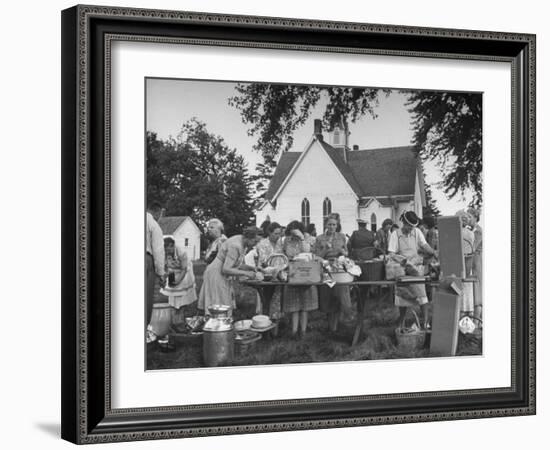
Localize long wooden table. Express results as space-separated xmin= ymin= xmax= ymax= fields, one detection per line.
xmin=244 ymin=277 xmax=478 ymax=346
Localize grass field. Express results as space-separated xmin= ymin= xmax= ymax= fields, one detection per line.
xmin=147 ymin=261 xmax=482 ymax=370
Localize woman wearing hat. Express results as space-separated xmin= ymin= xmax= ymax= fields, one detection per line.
xmin=388 ymin=210 xmax=437 ymax=329
xmin=198 ymin=226 xmax=263 ymax=315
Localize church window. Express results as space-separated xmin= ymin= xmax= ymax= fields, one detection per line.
xmin=323 ymin=197 xmax=332 ymax=223
xmin=301 ymin=198 xmax=310 ymax=227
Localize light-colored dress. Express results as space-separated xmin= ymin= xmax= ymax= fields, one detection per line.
xmin=204 ymin=234 xmax=228 ymax=265
xmin=462 ymin=226 xmax=476 ymax=312
xmin=282 ymin=237 xmax=318 ymax=313
xmin=256 ymin=237 xmax=283 ymax=266
xmin=387 ymin=228 xmax=429 ymax=307
xmin=160 ymin=258 xmax=197 ymax=309
xmin=198 ymin=235 xmax=245 ymax=314
xmin=472 ymin=224 xmax=483 ymax=308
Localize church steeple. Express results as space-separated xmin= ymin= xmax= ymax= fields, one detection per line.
xmin=330 ymin=118 xmax=350 ymax=162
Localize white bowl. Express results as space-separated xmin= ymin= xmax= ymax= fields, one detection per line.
xmin=234 ymin=320 xmax=252 ymax=331
xmin=252 ymin=315 xmax=271 ymax=329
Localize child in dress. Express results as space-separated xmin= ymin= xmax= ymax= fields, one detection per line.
xmin=160 ymin=237 xmax=197 ymax=329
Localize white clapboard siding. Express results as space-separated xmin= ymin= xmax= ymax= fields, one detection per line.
xmin=267 ymin=141 xmax=358 ymax=235
xmin=172 ymin=218 xmax=201 ymax=260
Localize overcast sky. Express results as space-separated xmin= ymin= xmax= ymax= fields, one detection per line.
xmin=146 ymin=78 xmax=477 ymax=215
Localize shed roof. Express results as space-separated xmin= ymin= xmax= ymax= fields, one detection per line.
xmin=158 ymin=216 xmax=191 ymax=235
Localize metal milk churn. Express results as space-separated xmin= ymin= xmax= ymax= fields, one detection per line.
xmin=202 ymin=305 xmax=234 ymax=367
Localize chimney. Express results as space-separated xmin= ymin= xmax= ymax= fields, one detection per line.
xmin=313 ymin=119 xmax=323 ymax=140
xmin=352 ymin=145 xmax=359 ymax=151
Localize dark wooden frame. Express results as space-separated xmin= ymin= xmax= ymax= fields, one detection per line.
xmin=61 ymin=4 xmax=536 ymax=444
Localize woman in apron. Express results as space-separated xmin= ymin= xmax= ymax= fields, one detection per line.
xmin=387 ymin=211 xmax=437 ymax=329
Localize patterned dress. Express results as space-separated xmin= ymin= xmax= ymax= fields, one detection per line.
xmin=256 ymin=237 xmax=284 ymax=266
xmin=204 ymin=234 xmax=228 ymax=265
xmin=314 ymin=232 xmax=352 ymax=315
xmin=255 ymin=237 xmax=284 ymax=318
xmin=282 ymin=237 xmax=319 ymax=313
xmin=198 ymin=235 xmax=245 ymax=314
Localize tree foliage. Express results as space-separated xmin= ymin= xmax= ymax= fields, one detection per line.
xmin=406 ymin=91 xmax=482 ymax=207
xmin=147 ymin=119 xmax=255 ymax=236
xmin=422 ymin=180 xmax=441 ymax=217
xmin=229 ymin=83 xmax=482 ymax=208
xmin=228 ymin=84 xmax=385 ymax=194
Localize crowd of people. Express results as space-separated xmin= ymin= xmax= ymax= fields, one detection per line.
xmin=145 ymin=201 xmax=482 ymax=341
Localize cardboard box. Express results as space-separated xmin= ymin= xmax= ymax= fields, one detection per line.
xmin=287 ymin=260 xmax=322 ymax=284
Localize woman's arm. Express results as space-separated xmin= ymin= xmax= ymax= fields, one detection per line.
xmin=172 ymin=253 xmax=189 ymax=284
xmin=338 ymin=234 xmax=349 ymax=256
xmin=416 ymin=229 xmax=437 ymax=257
xmin=222 ymin=245 xmax=255 ymax=278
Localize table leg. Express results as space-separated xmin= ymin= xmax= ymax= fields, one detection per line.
xmin=254 ymin=286 xmax=272 ymax=316
xmin=352 ymin=286 xmax=369 ymax=346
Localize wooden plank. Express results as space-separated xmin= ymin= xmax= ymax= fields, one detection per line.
xmin=430 ymin=291 xmax=461 ymax=356
xmin=437 ymin=216 xmax=465 ymax=278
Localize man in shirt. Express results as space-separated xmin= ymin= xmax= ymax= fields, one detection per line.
xmin=146 ymin=202 xmax=165 ymax=329
xmin=388 ymin=211 xmax=436 ymax=329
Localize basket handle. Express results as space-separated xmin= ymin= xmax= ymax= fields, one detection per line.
xmin=409 ymin=308 xmax=422 ymax=329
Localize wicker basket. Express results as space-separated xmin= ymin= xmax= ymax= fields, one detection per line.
xmin=395 ymin=309 xmax=426 ymax=352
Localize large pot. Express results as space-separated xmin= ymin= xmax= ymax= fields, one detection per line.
xmin=202 ymin=305 xmax=234 ymax=367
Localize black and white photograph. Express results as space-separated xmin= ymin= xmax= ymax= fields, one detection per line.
xmin=145 ymin=78 xmax=483 ymax=370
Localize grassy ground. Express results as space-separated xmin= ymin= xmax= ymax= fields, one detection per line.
xmin=147 ymin=261 xmax=481 ymax=370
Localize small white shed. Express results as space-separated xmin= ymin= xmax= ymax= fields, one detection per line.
xmin=158 ymin=216 xmax=201 ymax=260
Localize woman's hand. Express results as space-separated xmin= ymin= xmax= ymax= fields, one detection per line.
xmin=244 ymin=271 xmax=257 ymax=280
xmin=291 ymin=229 xmax=304 ymax=240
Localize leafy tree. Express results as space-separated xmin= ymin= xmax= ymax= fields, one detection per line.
xmin=228 ymin=84 xmax=386 ymax=196
xmin=229 ymin=84 xmax=482 ymax=208
xmin=422 ymin=179 xmax=441 ymax=217
xmin=406 ymin=91 xmax=482 ymax=207
xmin=147 ymin=119 xmax=255 ymax=236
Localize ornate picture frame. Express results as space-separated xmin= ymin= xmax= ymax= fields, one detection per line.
xmin=61 ymin=5 xmax=535 ymax=444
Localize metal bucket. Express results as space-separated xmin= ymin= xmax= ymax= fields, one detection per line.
xmin=202 ymin=305 xmax=234 ymax=367
xmin=203 ymin=330 xmax=234 ymax=366
xmin=359 ymin=260 xmax=386 ymax=281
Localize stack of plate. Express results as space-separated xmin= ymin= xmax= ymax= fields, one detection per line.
xmin=251 ymin=315 xmax=271 ymax=329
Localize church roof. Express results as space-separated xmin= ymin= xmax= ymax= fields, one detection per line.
xmin=347 ymin=145 xmax=420 ymax=197
xmin=264 ymin=152 xmax=301 ymax=201
xmin=265 ymin=140 xmax=422 ymax=202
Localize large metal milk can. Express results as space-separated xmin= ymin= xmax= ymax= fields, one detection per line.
xmin=202 ymin=305 xmax=234 ymax=367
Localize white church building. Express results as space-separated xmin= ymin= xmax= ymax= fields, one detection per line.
xmin=255 ymin=119 xmax=426 ymax=235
